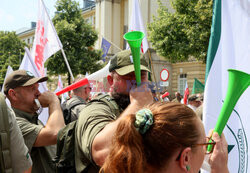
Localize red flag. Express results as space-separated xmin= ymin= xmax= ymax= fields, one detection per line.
xmin=183 ymin=81 xmax=189 ymax=105
xmin=31 ymin=0 xmax=62 ymax=76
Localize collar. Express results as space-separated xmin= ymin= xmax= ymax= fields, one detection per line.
xmin=12 ymin=107 xmax=39 ymax=124
xmin=72 ymin=95 xmax=86 ymax=103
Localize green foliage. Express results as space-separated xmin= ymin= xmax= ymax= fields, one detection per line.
xmin=46 ymin=0 xmax=102 ymax=81
xmin=0 ymin=31 xmax=26 ymax=85
xmin=148 ymin=0 xmax=213 ymax=62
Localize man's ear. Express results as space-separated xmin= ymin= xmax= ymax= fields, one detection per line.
xmin=178 ymin=147 xmax=192 ymax=172
xmin=107 ymin=74 xmax=113 ymax=86
xmin=7 ymin=89 xmax=18 ymax=101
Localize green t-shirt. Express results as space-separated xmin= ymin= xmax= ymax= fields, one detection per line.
xmin=13 ymin=108 xmax=56 ymax=173
xmin=75 ymin=96 xmax=120 ymax=173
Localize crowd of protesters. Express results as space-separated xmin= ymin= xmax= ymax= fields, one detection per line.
xmin=0 ymin=50 xmax=227 ymax=173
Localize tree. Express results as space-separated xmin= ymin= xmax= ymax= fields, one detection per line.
xmin=0 ymin=31 xmax=26 ymax=86
xmin=148 ymin=0 xmax=213 ymax=62
xmin=46 ymin=0 xmax=102 ymax=84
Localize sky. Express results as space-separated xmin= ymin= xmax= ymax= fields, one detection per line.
xmin=0 ymin=0 xmax=83 ymax=32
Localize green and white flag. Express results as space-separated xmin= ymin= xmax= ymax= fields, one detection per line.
xmin=203 ymin=0 xmax=250 ymax=172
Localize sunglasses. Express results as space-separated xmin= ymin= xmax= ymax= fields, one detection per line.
xmin=176 ymin=137 xmax=216 ymax=161
xmin=85 ymin=87 xmax=92 ymax=90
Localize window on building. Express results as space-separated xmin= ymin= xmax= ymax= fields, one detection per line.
xmin=86 ymin=16 xmax=94 ymax=26
xmin=178 ymin=73 xmax=187 ymax=96
xmin=27 ymin=38 xmax=30 ymax=44
xmin=86 ymin=18 xmax=90 ymax=24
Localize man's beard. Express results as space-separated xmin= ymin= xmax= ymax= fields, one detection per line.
xmin=111 ymin=92 xmax=130 ymax=110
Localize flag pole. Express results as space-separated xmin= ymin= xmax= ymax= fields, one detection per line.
xmin=40 ymin=0 xmax=74 ymax=82
xmin=147 ymin=49 xmax=160 ymax=99
xmin=60 ymin=49 xmax=74 ymax=81
xmin=102 ymin=36 xmax=122 ymax=51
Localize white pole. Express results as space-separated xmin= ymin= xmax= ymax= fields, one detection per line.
xmin=60 ymin=49 xmax=74 ymax=81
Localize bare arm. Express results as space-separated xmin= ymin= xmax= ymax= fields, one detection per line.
xmin=33 ymin=91 xmax=65 ymax=147
xmin=92 ymin=84 xmax=153 ymax=166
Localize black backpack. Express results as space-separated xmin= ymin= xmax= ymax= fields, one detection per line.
xmin=61 ymin=99 xmax=84 ymax=125
xmin=53 ymin=94 xmax=120 ymax=173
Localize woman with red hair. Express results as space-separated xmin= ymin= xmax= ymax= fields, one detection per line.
xmin=100 ymin=102 xmax=228 ymax=173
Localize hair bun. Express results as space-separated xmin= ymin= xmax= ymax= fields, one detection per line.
xmin=134 ymin=109 xmax=154 ymax=134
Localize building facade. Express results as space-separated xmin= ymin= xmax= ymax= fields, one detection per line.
xmin=17 ymin=0 xmax=206 ymax=96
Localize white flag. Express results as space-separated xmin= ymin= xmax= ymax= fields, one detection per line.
xmin=31 ymin=0 xmax=63 ymax=77
xmin=1 ymin=66 xmax=13 ymax=93
xmin=20 ymin=48 xmax=48 ymax=92
xmin=54 ymin=75 xmax=68 ymax=103
xmin=20 ymin=47 xmax=49 ymax=125
xmin=203 ymin=0 xmax=250 ymax=172
xmin=128 ymin=0 xmax=149 ymax=53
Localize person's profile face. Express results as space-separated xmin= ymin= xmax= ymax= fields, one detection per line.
xmin=14 ymin=83 xmax=41 ymax=114
xmin=112 ymin=70 xmax=148 ymax=95
xmin=189 ymin=118 xmax=206 ymax=172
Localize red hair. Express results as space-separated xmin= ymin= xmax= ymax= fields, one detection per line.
xmin=100 ymin=102 xmax=200 ymax=173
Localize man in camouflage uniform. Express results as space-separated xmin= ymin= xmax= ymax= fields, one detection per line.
xmin=75 ymin=50 xmax=153 ymax=173
xmin=4 ymin=70 xmax=65 ymax=172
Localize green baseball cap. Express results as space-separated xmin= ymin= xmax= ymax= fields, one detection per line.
xmin=4 ymin=70 xmax=48 ymax=95
xmin=109 ymin=50 xmax=151 ymax=75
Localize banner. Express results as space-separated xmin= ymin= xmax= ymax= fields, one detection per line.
xmin=128 ymin=0 xmax=149 ymax=53
xmin=31 ymin=0 xmax=62 ymax=76
xmin=56 ymin=61 xmax=110 ymax=96
xmin=203 ymin=0 xmax=250 ymax=172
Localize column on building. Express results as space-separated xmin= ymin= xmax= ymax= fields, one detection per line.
xmin=95 ymin=0 xmax=122 ymax=55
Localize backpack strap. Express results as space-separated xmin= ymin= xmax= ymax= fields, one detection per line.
xmin=67 ymin=99 xmax=85 ymax=122
xmin=62 ymin=98 xmax=85 ymax=124
xmin=88 ymin=94 xmax=120 ymax=117
xmin=67 ymin=99 xmax=84 ymax=111
xmin=0 ymin=93 xmax=12 ymax=173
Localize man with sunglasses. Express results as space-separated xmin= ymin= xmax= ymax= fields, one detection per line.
xmin=62 ymin=77 xmax=92 ymax=124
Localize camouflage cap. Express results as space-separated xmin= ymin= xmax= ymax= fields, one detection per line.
xmin=109 ymin=50 xmax=150 ymax=75
xmin=4 ymin=70 xmax=48 ymax=95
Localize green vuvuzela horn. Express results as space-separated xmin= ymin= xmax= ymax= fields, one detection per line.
xmin=123 ymin=31 xmax=145 ymax=86
xmin=207 ymin=69 xmax=250 ymax=152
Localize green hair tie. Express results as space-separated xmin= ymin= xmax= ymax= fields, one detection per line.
xmin=134 ymin=109 xmax=154 ymax=134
